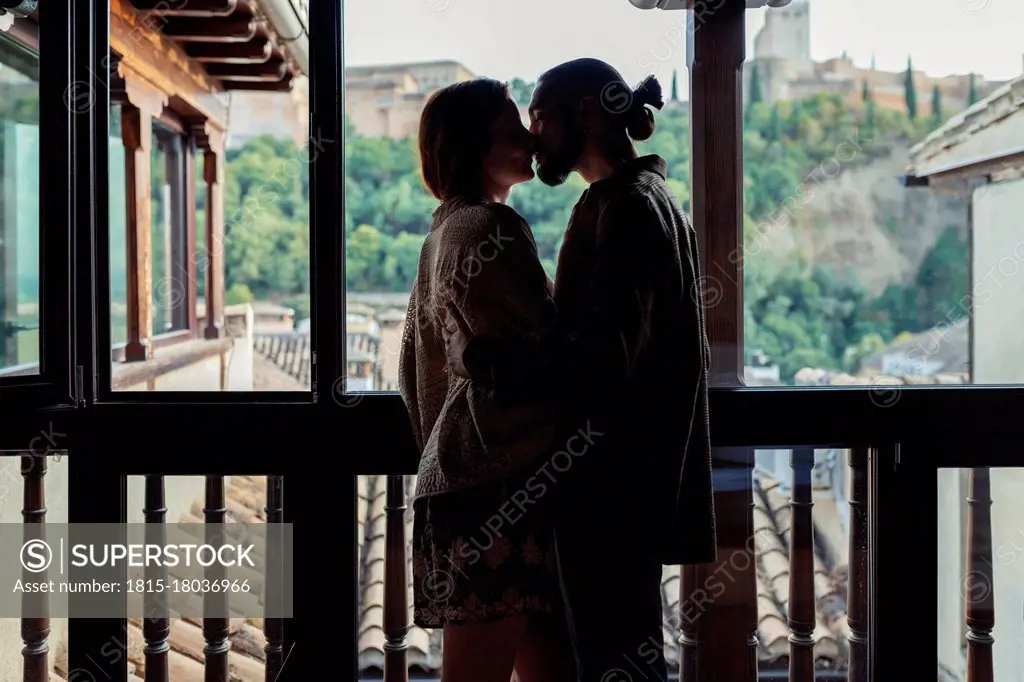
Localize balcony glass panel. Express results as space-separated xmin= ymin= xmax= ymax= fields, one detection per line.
xmin=737 ymin=1 xmax=1024 ymax=388
xmin=342 ymin=0 xmax=695 ymax=394
xmin=0 ymin=34 xmax=40 ymax=377
xmin=105 ymin=0 xmax=311 ymax=392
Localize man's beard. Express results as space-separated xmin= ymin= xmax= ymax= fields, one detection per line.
xmin=536 ymin=131 xmax=585 ymax=187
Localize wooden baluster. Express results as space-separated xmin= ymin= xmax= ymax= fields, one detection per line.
xmin=143 ymin=475 xmax=170 ymax=682
xmin=294 ymin=337 xmax=305 ymax=379
xmin=788 ymin=448 xmax=815 ymax=682
xmin=264 ymin=476 xmax=285 ymax=682
xmin=383 ymin=475 xmax=409 ymax=682
xmin=847 ymin=448 xmax=869 ymax=682
xmin=21 ymin=454 xmax=49 ymax=682
xmin=692 ymin=449 xmax=757 ymax=682
xmin=966 ymin=467 xmax=994 ymax=682
xmin=203 ymin=476 xmax=229 ymax=682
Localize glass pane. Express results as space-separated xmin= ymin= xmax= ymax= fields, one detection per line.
xmin=106 ymin=1 xmax=310 ymax=392
xmin=740 ymin=1 xmax=1023 ymax=387
xmin=0 ymin=34 xmax=40 ymax=376
xmin=151 ymin=124 xmax=188 ymax=337
xmin=110 ymin=105 xmax=128 ymax=347
xmin=0 ymin=452 xmax=69 ymax=677
xmin=343 ymin=1 xmax=695 ymax=394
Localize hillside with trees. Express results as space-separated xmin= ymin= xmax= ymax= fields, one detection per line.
xmin=219 ymin=84 xmax=968 ymax=382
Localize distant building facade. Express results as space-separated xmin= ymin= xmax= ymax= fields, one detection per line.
xmin=745 ymin=0 xmax=1003 ymax=114
xmin=225 ymin=76 xmax=310 ymax=149
xmin=344 ymin=60 xmax=476 ymax=139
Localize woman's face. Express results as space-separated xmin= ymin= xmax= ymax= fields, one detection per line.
xmin=481 ymin=98 xmax=535 ymax=193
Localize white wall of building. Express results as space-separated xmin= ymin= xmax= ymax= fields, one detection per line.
xmin=972 ymin=178 xmax=1024 ymax=383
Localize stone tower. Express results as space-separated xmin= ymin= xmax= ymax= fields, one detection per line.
xmin=753 ymin=0 xmax=811 ymax=66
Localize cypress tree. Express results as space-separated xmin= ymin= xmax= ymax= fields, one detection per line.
xmin=904 ymin=56 xmax=917 ymax=119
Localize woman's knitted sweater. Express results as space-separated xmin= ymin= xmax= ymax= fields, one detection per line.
xmin=399 ymin=197 xmax=557 ymax=501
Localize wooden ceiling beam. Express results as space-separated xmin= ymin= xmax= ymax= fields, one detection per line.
xmin=162 ymin=16 xmax=259 ymax=42
xmin=219 ymin=74 xmax=293 ymax=92
xmin=184 ymin=38 xmax=273 ymax=63
xmin=128 ymin=0 xmax=238 ymax=17
xmin=205 ymin=58 xmax=287 ymax=80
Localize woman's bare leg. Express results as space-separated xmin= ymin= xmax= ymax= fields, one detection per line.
xmin=442 ymin=615 xmax=529 ymax=682
xmin=513 ymin=612 xmax=577 ymax=682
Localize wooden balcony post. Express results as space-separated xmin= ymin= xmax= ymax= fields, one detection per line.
xmin=192 ymin=122 xmax=225 ymax=339
xmin=21 ymin=454 xmax=49 ymax=682
xmin=687 ymin=448 xmax=757 ymax=682
xmin=965 ymin=467 xmax=994 ymax=682
xmin=143 ymin=475 xmax=170 ymax=682
xmin=203 ymin=476 xmax=229 ymax=682
xmin=117 ymin=66 xmax=168 ymax=362
xmin=264 ymin=475 xmax=285 ymax=682
xmin=847 ymin=448 xmax=869 ymax=682
xmin=788 ymin=448 xmax=815 ymax=682
xmin=688 ymin=0 xmax=746 ymax=385
xmin=383 ymin=475 xmax=409 ymax=682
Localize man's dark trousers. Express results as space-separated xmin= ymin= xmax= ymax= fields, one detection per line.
xmin=551 ymin=433 xmax=668 ymax=682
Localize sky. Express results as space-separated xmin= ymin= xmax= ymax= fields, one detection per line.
xmin=343 ymin=0 xmax=1024 ymax=97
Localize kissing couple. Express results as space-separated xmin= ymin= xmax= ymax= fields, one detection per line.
xmin=399 ymin=57 xmax=717 ymax=682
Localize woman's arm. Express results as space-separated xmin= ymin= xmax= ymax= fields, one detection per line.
xmin=435 ymin=204 xmax=557 ymax=371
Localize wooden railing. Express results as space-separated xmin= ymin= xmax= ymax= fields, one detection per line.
xmin=253 ymin=333 xmax=312 ymax=386
xmin=252 ymin=331 xmax=389 ymax=389
xmin=369 ymin=448 xmax=871 ymax=682
xmin=137 ymin=475 xmax=286 ymax=682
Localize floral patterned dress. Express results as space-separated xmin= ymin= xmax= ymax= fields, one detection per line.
xmin=412 ymin=474 xmax=562 ymax=627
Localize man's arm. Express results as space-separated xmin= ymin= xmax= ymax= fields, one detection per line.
xmin=451 ymin=194 xmax=662 ymax=405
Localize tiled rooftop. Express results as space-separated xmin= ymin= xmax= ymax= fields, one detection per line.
xmin=907 ymin=72 xmax=1024 ymax=178
xmin=355 ymin=471 xmax=851 ymax=677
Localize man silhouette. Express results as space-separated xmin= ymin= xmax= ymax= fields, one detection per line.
xmin=443 ymin=58 xmax=717 ymax=682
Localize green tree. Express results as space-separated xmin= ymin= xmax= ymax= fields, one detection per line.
xmin=225 ymin=282 xmax=254 ymax=305
xmin=968 ymin=72 xmax=979 ymax=105
xmin=931 ymin=84 xmax=943 ymax=125
xmin=671 ymin=69 xmax=679 ymax=102
xmin=861 ymin=79 xmax=870 ymax=102
xmin=508 ymin=78 xmax=535 ymax=106
xmin=904 ymin=56 xmax=917 ymax=119
xmin=746 ymin=64 xmax=763 ymax=122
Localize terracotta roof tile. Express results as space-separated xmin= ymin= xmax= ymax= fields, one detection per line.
xmin=356 ymin=471 xmax=852 ymax=675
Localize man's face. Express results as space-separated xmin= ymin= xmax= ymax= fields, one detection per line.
xmin=528 ymin=83 xmax=585 ymax=187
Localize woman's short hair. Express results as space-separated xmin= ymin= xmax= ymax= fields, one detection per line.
xmin=418 ymin=78 xmax=510 ymax=202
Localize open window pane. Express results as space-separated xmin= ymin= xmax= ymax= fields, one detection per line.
xmin=738 ymin=1 xmax=1024 ymax=388
xmin=343 ymin=0 xmax=694 ymax=393
xmin=105 ymin=1 xmax=311 ymax=393
xmin=0 ymin=32 xmax=39 ymax=376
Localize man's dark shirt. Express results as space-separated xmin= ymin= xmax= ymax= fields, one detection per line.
xmin=460 ymin=154 xmax=717 ymax=566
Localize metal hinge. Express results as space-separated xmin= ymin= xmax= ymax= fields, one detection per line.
xmin=310 ymin=351 xmax=317 ymax=402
